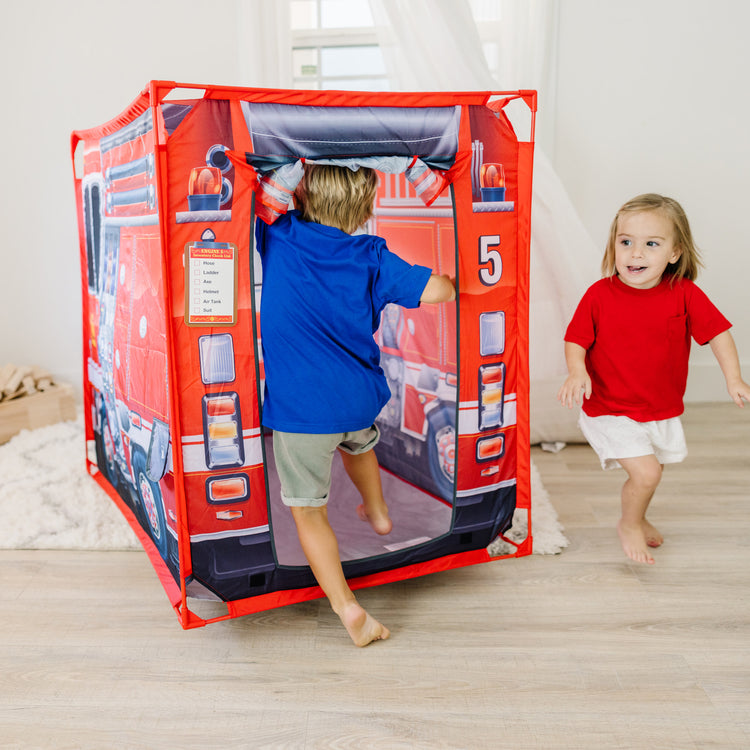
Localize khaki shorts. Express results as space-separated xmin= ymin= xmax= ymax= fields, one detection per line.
xmin=272 ymin=425 xmax=380 ymax=507
xmin=578 ymin=412 xmax=687 ymax=471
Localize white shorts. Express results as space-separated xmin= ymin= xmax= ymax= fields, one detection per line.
xmin=578 ymin=412 xmax=687 ymax=471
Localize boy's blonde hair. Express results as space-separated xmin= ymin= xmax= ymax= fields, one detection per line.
xmin=602 ymin=193 xmax=703 ymax=281
xmin=296 ymin=164 xmax=378 ymax=235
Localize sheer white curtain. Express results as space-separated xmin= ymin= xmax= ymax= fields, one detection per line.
xmin=237 ymin=1 xmax=292 ymax=88
xmin=238 ymin=0 xmax=598 ymax=441
xmin=369 ymin=0 xmax=599 ymax=442
xmin=368 ymin=0 xmax=496 ymax=89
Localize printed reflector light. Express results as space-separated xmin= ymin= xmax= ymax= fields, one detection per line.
xmin=199 ymin=333 xmax=236 ymax=384
xmin=479 ymin=311 xmax=505 ymax=356
xmin=202 ymin=392 xmax=245 ymax=469
xmin=207 ymin=475 xmax=249 ymax=504
xmin=478 ymin=363 xmax=505 ymax=431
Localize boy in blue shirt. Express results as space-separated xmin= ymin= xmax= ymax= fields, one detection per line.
xmin=256 ymin=164 xmax=455 ymax=646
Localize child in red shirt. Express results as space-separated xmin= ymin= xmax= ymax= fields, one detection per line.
xmin=558 ymin=194 xmax=750 ymax=564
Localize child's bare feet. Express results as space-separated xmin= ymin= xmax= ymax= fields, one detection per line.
xmin=356 ymin=503 xmax=393 ymax=535
xmin=642 ymin=519 xmax=663 ymax=548
xmin=617 ymin=520 xmax=655 ymax=564
xmin=339 ymin=601 xmax=390 ymax=647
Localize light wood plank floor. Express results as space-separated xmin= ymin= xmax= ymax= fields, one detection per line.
xmin=1 ymin=402 xmax=748 ymax=749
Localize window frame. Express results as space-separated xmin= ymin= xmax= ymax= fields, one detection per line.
xmin=291 ymin=17 xmax=387 ymax=89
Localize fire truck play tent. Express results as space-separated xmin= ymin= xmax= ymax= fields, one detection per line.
xmin=71 ymin=81 xmax=536 ymax=629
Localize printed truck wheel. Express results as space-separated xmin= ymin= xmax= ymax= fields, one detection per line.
xmin=132 ymin=450 xmax=168 ymax=560
xmin=426 ymin=404 xmax=456 ymax=501
xmin=99 ymin=406 xmax=120 ymax=489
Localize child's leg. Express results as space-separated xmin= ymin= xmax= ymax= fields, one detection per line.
xmin=616 ymin=455 xmax=663 ymax=565
xmin=339 ymin=448 xmax=393 ymax=535
xmin=290 ymin=504 xmax=390 ymax=647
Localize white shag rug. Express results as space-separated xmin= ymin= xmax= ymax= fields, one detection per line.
xmin=0 ymin=415 xmax=568 ymax=554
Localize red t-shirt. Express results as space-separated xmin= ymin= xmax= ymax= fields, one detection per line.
xmin=564 ymin=275 xmax=731 ymax=421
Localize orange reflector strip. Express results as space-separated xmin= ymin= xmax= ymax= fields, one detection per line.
xmin=481 ymin=388 xmax=504 ymax=406
xmin=208 ymin=421 xmax=238 ymax=440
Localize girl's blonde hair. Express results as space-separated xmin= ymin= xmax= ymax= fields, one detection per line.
xmin=602 ymin=193 xmax=703 ymax=281
xmin=296 ymin=164 xmax=378 ymax=235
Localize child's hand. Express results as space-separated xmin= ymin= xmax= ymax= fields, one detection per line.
xmin=710 ymin=332 xmax=750 ymax=408
xmin=557 ymin=371 xmax=592 ymax=409
xmin=727 ymin=378 xmax=750 ymax=408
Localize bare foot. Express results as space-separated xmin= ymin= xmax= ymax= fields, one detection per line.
xmin=356 ymin=503 xmax=393 ymax=535
xmin=339 ymin=601 xmax=390 ymax=647
xmin=617 ymin=520 xmax=655 ymax=564
xmin=642 ymin=519 xmax=663 ymax=548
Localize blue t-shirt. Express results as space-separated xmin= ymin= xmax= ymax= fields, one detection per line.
xmin=256 ymin=210 xmax=432 ymax=433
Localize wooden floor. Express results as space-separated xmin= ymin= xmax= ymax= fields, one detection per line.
xmin=1 ymin=402 xmax=748 ymax=749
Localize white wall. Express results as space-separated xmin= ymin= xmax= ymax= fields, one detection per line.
xmin=0 ymin=0 xmax=243 ymax=395
xmin=2 ymin=0 xmax=747 ymax=404
xmin=553 ymin=0 xmax=750 ymax=401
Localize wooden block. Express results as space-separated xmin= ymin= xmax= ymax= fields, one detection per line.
xmin=0 ymin=363 xmax=17 ymax=394
xmin=3 ymin=365 xmax=31 ymax=397
xmin=22 ymin=376 xmax=37 ymax=396
xmin=30 ymin=365 xmax=53 ymax=382
xmin=0 ymin=383 xmax=77 ymax=444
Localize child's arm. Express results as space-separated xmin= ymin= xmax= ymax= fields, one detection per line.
xmin=709 ymin=330 xmax=750 ymax=407
xmin=420 ymin=274 xmax=456 ymax=304
xmin=557 ymin=342 xmax=592 ymax=408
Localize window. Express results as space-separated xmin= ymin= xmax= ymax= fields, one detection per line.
xmin=290 ymin=0 xmax=388 ymax=90
xmin=290 ymin=1 xmax=505 ymax=91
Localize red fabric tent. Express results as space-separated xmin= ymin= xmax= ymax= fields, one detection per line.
xmin=71 ymin=81 xmax=536 ymax=628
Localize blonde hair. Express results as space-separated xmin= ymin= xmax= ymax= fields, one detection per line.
xmin=295 ymin=164 xmax=378 ymax=235
xmin=602 ymin=193 xmax=703 ymax=281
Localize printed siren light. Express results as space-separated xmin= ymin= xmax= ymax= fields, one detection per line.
xmin=189 ymin=166 xmax=222 ymax=195
xmin=479 ymin=162 xmax=506 ymax=202
xmin=480 ymin=162 xmax=505 ymax=188
xmin=188 ymin=166 xmax=223 ymax=211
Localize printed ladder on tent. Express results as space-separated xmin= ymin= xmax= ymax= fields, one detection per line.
xmin=71 ymin=81 xmax=536 ymax=629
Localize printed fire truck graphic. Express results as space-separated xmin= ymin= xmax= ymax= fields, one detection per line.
xmin=81 ymin=109 xmax=178 ymax=569
xmin=72 ymin=83 xmax=535 ymax=626
xmin=371 ymin=171 xmax=511 ymax=501
xmin=81 ymin=118 xmax=245 ymax=577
